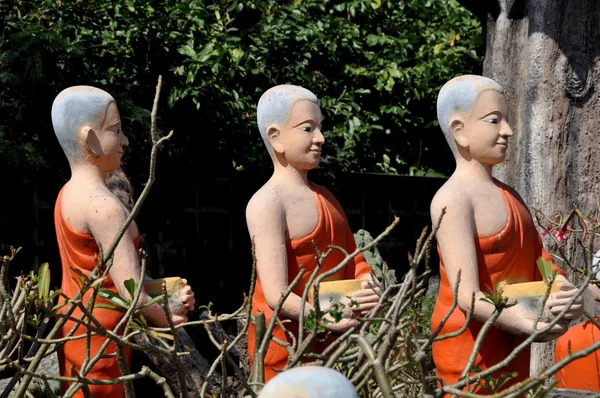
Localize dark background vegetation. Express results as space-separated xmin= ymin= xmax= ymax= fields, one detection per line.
xmin=0 ymin=0 xmax=482 ymax=319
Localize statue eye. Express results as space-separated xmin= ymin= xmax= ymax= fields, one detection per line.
xmin=299 ymin=126 xmax=312 ymax=132
xmin=486 ymin=118 xmax=500 ymax=124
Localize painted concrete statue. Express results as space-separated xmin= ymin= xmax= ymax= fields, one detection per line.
xmin=51 ymin=86 xmax=195 ymax=397
xmin=246 ymin=85 xmax=380 ymax=381
xmin=554 ymin=252 xmax=600 ymax=391
xmin=429 ymin=75 xmax=583 ymax=393
xmin=257 ymin=366 xmax=358 ymax=398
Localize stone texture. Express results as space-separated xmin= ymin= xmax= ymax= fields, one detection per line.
xmin=458 ymin=0 xmax=600 ymax=378
xmin=0 ymin=352 xmax=60 ymax=397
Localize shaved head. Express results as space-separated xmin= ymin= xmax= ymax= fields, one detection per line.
xmin=436 ymin=75 xmax=504 ymax=154
xmin=51 ymin=86 xmax=115 ymax=162
xmin=256 ymin=85 xmax=319 ymax=153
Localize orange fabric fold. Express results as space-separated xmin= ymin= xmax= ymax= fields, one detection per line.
xmin=54 ymin=188 xmax=139 ymax=398
xmin=247 ymin=184 xmax=371 ymax=382
xmin=431 ymin=180 xmax=558 ymax=395
xmin=555 ymin=320 xmax=600 ymax=391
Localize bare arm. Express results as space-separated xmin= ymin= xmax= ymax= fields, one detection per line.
xmin=247 ymin=192 xmax=357 ymax=333
xmin=431 ymin=192 xmax=565 ymax=341
xmin=87 ymin=196 xmax=188 ymax=327
xmin=247 ymin=193 xmax=313 ymax=321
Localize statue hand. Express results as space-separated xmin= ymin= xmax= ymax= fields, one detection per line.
xmin=173 ymin=279 xmax=195 ymax=315
xmin=533 ymin=321 xmax=568 ymax=342
xmin=546 ymin=275 xmax=584 ymax=321
xmin=350 ymin=281 xmax=382 ymax=316
xmin=170 ymin=313 xmax=189 ymax=326
xmin=323 ymin=317 xmax=359 ymax=335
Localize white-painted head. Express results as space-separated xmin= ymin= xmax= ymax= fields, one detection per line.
xmin=51 ymin=86 xmax=116 ymax=163
xmin=258 ymin=366 xmax=358 ymax=398
xmin=256 ymin=84 xmax=319 ymax=156
xmin=436 ymin=75 xmax=504 ymax=155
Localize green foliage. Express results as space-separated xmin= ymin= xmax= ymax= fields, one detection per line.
xmin=481 ymin=284 xmax=507 ymax=308
xmin=304 ymin=309 xmax=327 ymax=334
xmin=354 ymin=229 xmax=397 ymax=288
xmin=168 ymin=0 xmax=482 ymax=174
xmin=0 ymin=0 xmax=482 ymax=178
xmin=524 ymin=381 xmax=559 ymax=398
xmin=36 ymin=262 xmax=50 ymax=305
xmin=536 ymin=257 xmax=557 ymax=285
xmin=98 ymin=278 xmax=163 ymax=314
xmin=470 ymin=366 xmax=518 ymax=394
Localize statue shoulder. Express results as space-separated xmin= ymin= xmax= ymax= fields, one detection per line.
xmin=493 ymin=179 xmax=525 ymax=202
xmin=62 ymin=182 xmax=136 ymax=238
xmin=85 ymin=190 xmax=130 ymax=225
xmin=430 ymin=180 xmax=474 ymax=222
xmin=246 ymin=184 xmax=285 ymax=222
xmin=310 ymin=183 xmax=336 ymax=201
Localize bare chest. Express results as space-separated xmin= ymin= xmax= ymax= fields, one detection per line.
xmin=471 ymin=187 xmax=509 ymax=237
xmin=282 ymin=191 xmax=319 ymax=240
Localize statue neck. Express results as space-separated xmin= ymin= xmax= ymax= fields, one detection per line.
xmin=68 ymin=159 xmax=110 ymax=186
xmin=454 ymin=157 xmax=495 ymax=180
xmin=272 ymin=162 xmax=310 ymax=186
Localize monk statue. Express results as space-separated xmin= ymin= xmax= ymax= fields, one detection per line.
xmin=554 ymin=253 xmax=600 ymax=391
xmin=258 ymin=366 xmax=358 ymax=398
xmin=246 ymin=84 xmax=380 ymax=381
xmin=429 ymin=75 xmax=583 ymax=393
xmin=51 ymin=86 xmax=195 ymax=397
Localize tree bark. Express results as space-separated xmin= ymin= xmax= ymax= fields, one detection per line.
xmin=459 ymin=0 xmax=600 ymax=381
xmin=133 ymin=330 xmax=217 ymax=397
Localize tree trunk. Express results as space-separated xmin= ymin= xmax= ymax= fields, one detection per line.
xmin=459 ymin=0 xmax=600 ymax=381
xmin=133 ymin=330 xmax=217 ymax=397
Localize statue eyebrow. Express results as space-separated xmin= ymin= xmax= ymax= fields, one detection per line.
xmin=105 ymin=120 xmax=122 ymax=129
xmin=479 ymin=110 xmax=502 ymax=119
xmin=292 ymin=118 xmax=316 ymax=127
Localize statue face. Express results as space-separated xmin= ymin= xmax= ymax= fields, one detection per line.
xmin=274 ymin=100 xmax=324 ymax=171
xmin=95 ymin=102 xmax=129 ymax=172
xmin=460 ymin=90 xmax=513 ymax=166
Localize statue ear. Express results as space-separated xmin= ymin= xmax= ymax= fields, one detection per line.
xmin=83 ymin=127 xmax=103 ymax=158
xmin=450 ymin=117 xmax=469 ymax=148
xmin=266 ymin=125 xmax=284 ymax=154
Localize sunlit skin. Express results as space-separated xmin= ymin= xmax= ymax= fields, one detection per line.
xmin=454 ymin=89 xmax=513 ymax=168
xmin=433 ymin=86 xmax=582 ymax=340
xmin=429 ymin=77 xmax=584 ymax=393
xmin=268 ymin=100 xmax=325 ymax=175
xmin=246 ymin=86 xmax=383 ymax=381
xmin=97 ymin=103 xmax=129 ymax=172
xmin=248 ymin=96 xmax=380 ymax=333
xmin=56 ymin=92 xmax=195 ymax=327
xmin=52 ymin=86 xmax=196 ymax=397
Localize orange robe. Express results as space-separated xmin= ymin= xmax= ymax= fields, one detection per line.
xmin=247 ymin=184 xmax=371 ymax=382
xmin=431 ymin=180 xmax=556 ymax=394
xmin=555 ymin=320 xmax=600 ymax=391
xmin=54 ymin=188 xmax=138 ymax=398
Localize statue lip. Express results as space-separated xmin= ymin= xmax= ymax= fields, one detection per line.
xmin=497 ymin=141 xmax=508 ymax=147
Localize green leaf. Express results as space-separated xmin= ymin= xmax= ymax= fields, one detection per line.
xmin=37 ymin=262 xmax=50 ymax=304
xmin=230 ymin=48 xmax=244 ymax=62
xmin=536 ymin=257 xmax=554 ymax=284
xmin=495 ymin=372 xmax=518 ymax=390
xmin=98 ymin=288 xmax=130 ymax=309
xmin=136 ymin=295 xmax=163 ymax=311
xmin=124 ymin=278 xmax=137 ymax=298
xmin=53 ymin=299 xmax=70 ymax=312
xmin=177 ymin=45 xmax=196 ymax=58
xmin=94 ymin=303 xmax=126 ymax=313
